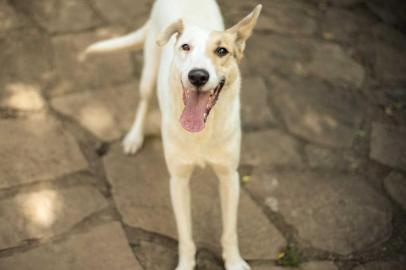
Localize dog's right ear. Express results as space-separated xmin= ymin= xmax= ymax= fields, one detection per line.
xmin=156 ymin=19 xmax=184 ymax=47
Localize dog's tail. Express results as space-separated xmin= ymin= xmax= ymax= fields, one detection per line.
xmin=81 ymin=20 xmax=149 ymax=59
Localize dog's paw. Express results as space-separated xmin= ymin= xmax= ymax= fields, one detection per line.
xmin=225 ymin=259 xmax=251 ymax=270
xmin=122 ymin=131 xmax=144 ymax=155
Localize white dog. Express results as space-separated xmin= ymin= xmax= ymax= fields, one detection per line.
xmin=84 ymin=1 xmax=261 ymax=269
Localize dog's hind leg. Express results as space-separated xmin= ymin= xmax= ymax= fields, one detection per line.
xmin=123 ymin=33 xmax=159 ymax=154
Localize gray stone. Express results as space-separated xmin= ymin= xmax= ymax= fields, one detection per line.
xmin=369 ymin=24 xmax=406 ymax=51
xmin=321 ymin=8 xmax=375 ymax=43
xmin=132 ymin=241 xmax=177 ymax=270
xmin=244 ymin=34 xmax=313 ymax=78
xmin=0 ymin=0 xmax=27 ymax=31
xmin=0 ymin=185 xmax=108 ymax=249
xmin=271 ymin=76 xmax=362 ymax=148
xmin=241 ymin=77 xmax=276 ymax=128
xmin=374 ymin=42 xmax=406 ymax=84
xmin=366 ymin=0 xmax=406 ymax=28
xmin=13 ymin=0 xmax=101 ymax=33
xmin=370 ymin=123 xmax=406 ymax=170
xmin=245 ymin=35 xmax=364 ymax=89
xmin=104 ymin=140 xmax=176 ymax=238
xmin=221 ymin=0 xmax=317 ymax=35
xmin=327 ymin=0 xmax=364 ymax=8
xmin=0 ymin=28 xmax=53 ymax=87
xmin=196 ymin=250 xmax=223 ymax=270
xmin=0 ymin=114 xmax=88 ymax=189
xmin=246 ymin=169 xmax=393 ymax=255
xmin=261 ymin=0 xmax=318 ymax=35
xmin=90 ymin=0 xmax=152 ymax=26
xmin=51 ymin=82 xmax=139 ymax=141
xmin=307 ymin=43 xmax=365 ymax=89
xmin=50 ymin=28 xmax=134 ymax=96
xmin=252 ymin=266 xmax=285 ymax=270
xmin=241 ymin=129 xmax=303 ymax=166
xmin=0 ymin=222 xmax=142 ymax=270
xmin=305 ymin=145 xmax=360 ymax=170
xmin=301 ymin=261 xmax=338 ymax=270
xmin=384 ymin=172 xmax=406 ymax=210
xmin=103 ymin=139 xmax=286 ymax=260
xmin=353 ymin=261 xmax=406 ymax=270
xmin=252 ymin=261 xmax=337 ymax=270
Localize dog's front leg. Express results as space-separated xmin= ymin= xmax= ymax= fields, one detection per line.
xmin=169 ymin=163 xmax=196 ymax=270
xmin=214 ymin=165 xmax=250 ymax=270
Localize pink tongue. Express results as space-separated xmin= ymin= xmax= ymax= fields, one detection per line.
xmin=180 ymin=90 xmax=211 ymax=133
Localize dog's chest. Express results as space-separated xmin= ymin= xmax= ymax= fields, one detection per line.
xmin=164 ymin=121 xmax=240 ymax=167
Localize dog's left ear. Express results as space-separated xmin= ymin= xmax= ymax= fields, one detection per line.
xmin=226 ymin=4 xmax=262 ymax=60
xmin=157 ymin=19 xmax=184 ymax=47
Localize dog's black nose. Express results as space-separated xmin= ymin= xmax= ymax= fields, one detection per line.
xmin=188 ymin=69 xmax=209 ymax=87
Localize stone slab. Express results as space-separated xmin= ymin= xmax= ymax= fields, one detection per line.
xmin=384 ymin=172 xmax=406 ymax=210
xmin=13 ymin=0 xmax=101 ymax=33
xmin=51 ymin=82 xmax=139 ymax=141
xmin=253 ymin=261 xmax=337 ymax=270
xmin=90 ymin=0 xmax=152 ymax=26
xmin=0 ymin=114 xmax=88 ymax=189
xmin=246 ymin=169 xmax=393 ymax=255
xmin=220 ymin=0 xmax=317 ymax=35
xmin=374 ymin=42 xmax=406 ymax=84
xmin=271 ymin=76 xmax=362 ymax=148
xmin=327 ymin=0 xmax=364 ymax=7
xmin=241 ymin=77 xmax=276 ymax=129
xmin=0 ymin=0 xmax=27 ymax=31
xmin=0 ymin=28 xmax=53 ymax=87
xmin=103 ymin=139 xmax=286 ymax=260
xmin=0 ymin=185 xmax=108 ymax=249
xmin=370 ymin=123 xmax=406 ymax=170
xmin=320 ymin=8 xmax=375 ymax=43
xmin=241 ymin=129 xmax=303 ymax=166
xmin=50 ymin=27 xmax=133 ymax=96
xmin=306 ymin=43 xmax=365 ymax=89
xmin=305 ymin=144 xmax=359 ymax=170
xmin=196 ymin=250 xmax=223 ymax=270
xmin=353 ymin=261 xmax=406 ymax=270
xmin=244 ymin=35 xmax=364 ymax=89
xmin=132 ymin=241 xmax=177 ymax=270
xmin=301 ymin=261 xmax=338 ymax=270
xmin=0 ymin=222 xmax=142 ymax=270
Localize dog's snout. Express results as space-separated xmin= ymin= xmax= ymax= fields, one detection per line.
xmin=188 ymin=69 xmax=209 ymax=87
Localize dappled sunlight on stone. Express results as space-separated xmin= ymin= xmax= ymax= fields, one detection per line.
xmin=1 ymin=83 xmax=45 ymax=111
xmin=79 ymin=103 xmax=116 ymax=139
xmin=303 ymin=111 xmax=323 ymax=134
xmin=18 ymin=190 xmax=61 ymax=230
xmin=303 ymin=109 xmax=338 ymax=135
xmin=51 ymin=82 xmax=139 ymax=141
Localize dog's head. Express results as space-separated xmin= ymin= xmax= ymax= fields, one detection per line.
xmin=157 ymin=5 xmax=262 ymax=133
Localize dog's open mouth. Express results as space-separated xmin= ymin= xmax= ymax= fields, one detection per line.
xmin=180 ymin=79 xmax=225 ymax=133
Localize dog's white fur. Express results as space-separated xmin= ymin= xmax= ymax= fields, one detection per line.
xmin=84 ymin=1 xmax=261 ymax=269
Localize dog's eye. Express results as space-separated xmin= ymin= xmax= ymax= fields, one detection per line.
xmin=181 ymin=43 xmax=191 ymax=51
xmin=215 ymin=47 xmax=229 ymax=57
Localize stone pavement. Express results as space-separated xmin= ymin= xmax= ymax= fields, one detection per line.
xmin=1 ymin=0 xmax=406 ymax=269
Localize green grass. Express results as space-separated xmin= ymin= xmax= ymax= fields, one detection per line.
xmin=276 ymin=245 xmax=301 ymax=267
